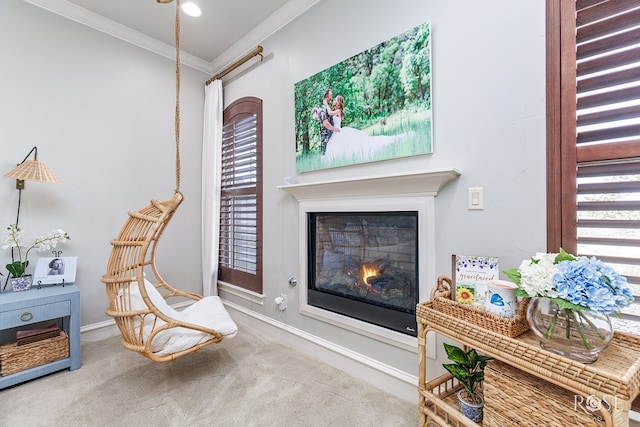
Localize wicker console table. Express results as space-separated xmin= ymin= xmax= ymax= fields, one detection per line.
xmin=417 ymin=300 xmax=640 ymax=426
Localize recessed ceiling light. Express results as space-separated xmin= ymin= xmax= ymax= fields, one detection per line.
xmin=181 ymin=2 xmax=202 ymax=17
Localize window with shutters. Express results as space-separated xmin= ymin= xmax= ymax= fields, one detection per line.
xmin=547 ymin=0 xmax=640 ymax=331
xmin=219 ymin=97 xmax=263 ymax=293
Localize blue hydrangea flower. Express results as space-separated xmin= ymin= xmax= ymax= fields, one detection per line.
xmin=552 ymin=256 xmax=632 ymax=314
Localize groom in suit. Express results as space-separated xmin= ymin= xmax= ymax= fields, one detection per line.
xmin=320 ymin=88 xmax=340 ymax=155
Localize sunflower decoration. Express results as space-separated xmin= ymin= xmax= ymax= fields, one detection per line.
xmin=456 ymin=286 xmax=474 ymax=304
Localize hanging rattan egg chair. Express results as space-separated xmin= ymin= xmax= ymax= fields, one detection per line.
xmin=100 ymin=0 xmax=237 ymax=362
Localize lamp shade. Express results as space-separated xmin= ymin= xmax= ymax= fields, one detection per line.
xmin=5 ymin=159 xmax=61 ymax=183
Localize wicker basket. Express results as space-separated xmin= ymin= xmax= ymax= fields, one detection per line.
xmin=430 ymin=275 xmax=530 ymax=338
xmin=0 ymin=331 xmax=69 ymax=376
xmin=484 ymin=360 xmax=604 ymax=426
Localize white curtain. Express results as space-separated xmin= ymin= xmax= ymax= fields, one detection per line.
xmin=202 ymin=80 xmax=223 ymax=296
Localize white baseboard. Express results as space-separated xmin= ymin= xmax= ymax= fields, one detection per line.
xmin=223 ymin=301 xmax=418 ymax=404
xmin=80 ymin=319 xmax=120 ymax=342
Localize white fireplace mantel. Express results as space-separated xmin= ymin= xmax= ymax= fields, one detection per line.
xmin=278 ymin=168 xmax=461 ymax=201
xmin=279 ymin=168 xmax=461 ymax=354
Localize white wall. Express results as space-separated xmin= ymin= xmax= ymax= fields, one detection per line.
xmin=2 ymin=0 xmax=546 ymax=379
xmin=0 ymin=0 xmax=209 ymax=325
xmin=222 ymin=0 xmax=546 ymax=375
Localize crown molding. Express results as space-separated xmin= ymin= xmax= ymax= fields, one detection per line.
xmin=209 ymin=0 xmax=321 ymax=77
xmin=23 ymin=0 xmax=321 ymax=77
xmin=23 ymin=0 xmax=215 ymax=74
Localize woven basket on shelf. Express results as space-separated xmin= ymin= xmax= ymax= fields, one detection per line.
xmin=484 ymin=360 xmax=605 ymax=427
xmin=430 ymin=275 xmax=530 ymax=338
xmin=0 ymin=331 xmax=69 ymax=376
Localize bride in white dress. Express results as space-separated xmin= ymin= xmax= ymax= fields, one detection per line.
xmin=323 ymin=95 xmax=404 ymax=163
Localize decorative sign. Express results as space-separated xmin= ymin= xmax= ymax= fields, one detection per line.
xmin=452 ymin=255 xmax=499 ymax=304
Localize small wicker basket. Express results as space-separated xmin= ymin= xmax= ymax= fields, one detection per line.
xmin=430 ymin=275 xmax=530 ymax=338
xmin=0 ymin=331 xmax=69 ymax=376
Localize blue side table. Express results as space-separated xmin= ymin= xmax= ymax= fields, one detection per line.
xmin=0 ymin=284 xmax=80 ymax=389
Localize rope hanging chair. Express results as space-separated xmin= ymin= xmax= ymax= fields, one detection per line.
xmin=101 ymin=0 xmax=237 ymax=362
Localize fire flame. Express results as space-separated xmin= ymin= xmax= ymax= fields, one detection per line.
xmin=361 ymin=265 xmax=379 ymax=284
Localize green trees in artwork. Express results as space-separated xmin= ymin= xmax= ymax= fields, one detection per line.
xmin=294 ymin=22 xmax=432 ymax=161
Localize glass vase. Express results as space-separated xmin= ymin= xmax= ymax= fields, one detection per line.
xmin=527 ymin=297 xmax=613 ymax=364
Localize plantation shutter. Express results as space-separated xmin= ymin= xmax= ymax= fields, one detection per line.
xmin=218 ymin=97 xmax=263 ymax=293
xmin=577 ymin=161 xmax=640 ymax=305
xmin=549 ymin=0 xmax=640 ymax=327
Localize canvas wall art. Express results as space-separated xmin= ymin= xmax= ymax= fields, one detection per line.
xmin=294 ymin=21 xmax=432 ymax=172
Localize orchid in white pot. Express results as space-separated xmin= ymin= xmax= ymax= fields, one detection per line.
xmin=3 ymin=224 xmax=70 ymax=279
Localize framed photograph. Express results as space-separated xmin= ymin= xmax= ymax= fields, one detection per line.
xmin=294 ymin=21 xmax=432 ymax=172
xmin=33 ymin=256 xmax=78 ymax=285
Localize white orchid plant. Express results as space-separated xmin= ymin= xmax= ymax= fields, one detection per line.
xmin=2 ymin=224 xmax=70 ymax=278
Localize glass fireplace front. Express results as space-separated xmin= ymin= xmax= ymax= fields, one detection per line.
xmin=307 ymin=211 xmax=419 ymax=336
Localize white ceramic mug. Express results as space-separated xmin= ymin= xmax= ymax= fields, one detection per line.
xmin=486 ymin=280 xmax=518 ymax=318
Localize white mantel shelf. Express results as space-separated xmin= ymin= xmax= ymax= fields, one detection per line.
xmin=278 ymin=168 xmax=461 ymax=201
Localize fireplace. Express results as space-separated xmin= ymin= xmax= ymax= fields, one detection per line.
xmin=279 ymin=169 xmax=460 ymax=350
xmin=308 ymin=212 xmax=419 ymax=336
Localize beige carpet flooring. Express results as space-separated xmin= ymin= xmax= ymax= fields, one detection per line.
xmin=0 ymin=323 xmax=419 ymax=426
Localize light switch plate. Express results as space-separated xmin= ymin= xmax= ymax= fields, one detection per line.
xmin=468 ymin=187 xmax=484 ymax=210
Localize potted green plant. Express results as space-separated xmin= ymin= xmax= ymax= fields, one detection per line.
xmin=442 ymin=342 xmax=494 ymax=422
xmin=2 ymin=224 xmax=70 ymax=291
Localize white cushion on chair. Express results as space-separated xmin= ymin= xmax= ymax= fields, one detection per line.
xmin=128 ymin=280 xmax=183 ymax=320
xmin=127 ymin=279 xmax=238 ymax=355
xmin=181 ymin=296 xmax=239 ymax=338
xmin=152 ymin=296 xmax=238 ymax=355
